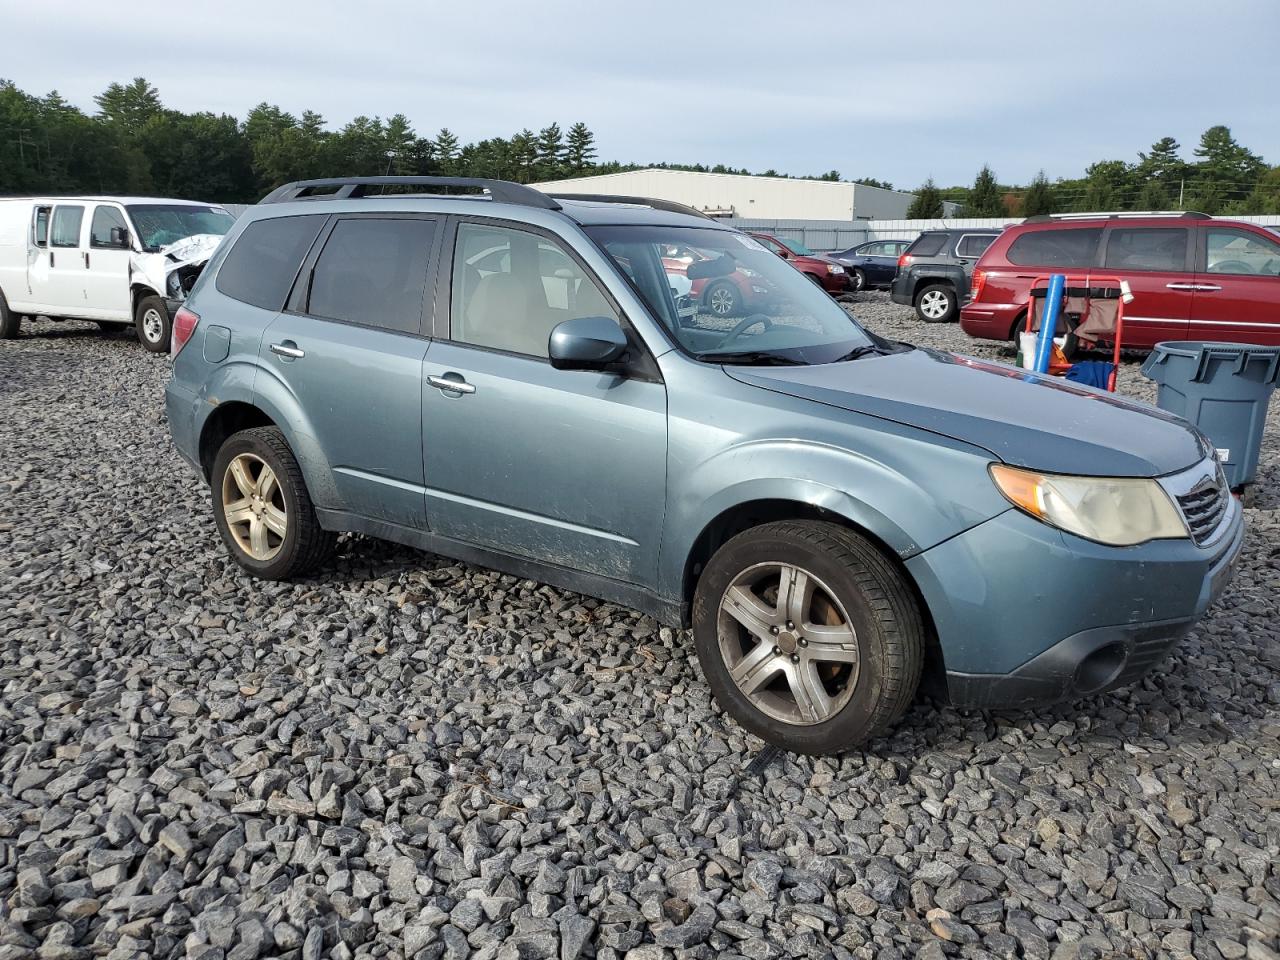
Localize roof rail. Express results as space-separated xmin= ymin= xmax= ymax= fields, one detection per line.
xmin=259 ymin=177 xmax=562 ymax=210
xmin=547 ymin=193 xmax=715 ymax=221
xmin=1023 ymin=211 xmax=1211 ymax=223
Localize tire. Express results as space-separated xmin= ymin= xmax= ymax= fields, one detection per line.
xmin=692 ymin=520 xmax=924 ymax=755
xmin=702 ymin=280 xmax=741 ymax=318
xmin=210 ymin=426 xmax=336 ymax=580
xmin=914 ymin=284 xmax=957 ymax=323
xmin=849 ymin=269 xmax=867 ymax=293
xmin=0 ymin=289 xmax=19 ymax=339
xmin=134 ymin=295 xmax=171 ymax=353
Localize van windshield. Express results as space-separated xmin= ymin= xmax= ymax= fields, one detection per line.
xmin=586 ymin=224 xmax=879 ymax=365
xmin=127 ymin=204 xmax=235 ymax=252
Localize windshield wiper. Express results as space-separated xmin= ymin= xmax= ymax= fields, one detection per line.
xmin=695 ymin=350 xmax=807 ymax=366
xmin=834 ymin=341 xmax=914 ymax=362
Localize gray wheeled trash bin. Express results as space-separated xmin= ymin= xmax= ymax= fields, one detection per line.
xmin=1141 ymin=341 xmax=1280 ymax=494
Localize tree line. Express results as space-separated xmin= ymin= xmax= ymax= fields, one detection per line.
xmin=3 ymin=78 xmax=1278 ymax=219
xmin=907 ymin=127 xmax=1279 ymax=219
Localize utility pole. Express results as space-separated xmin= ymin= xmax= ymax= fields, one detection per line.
xmin=1178 ymin=179 xmax=1184 ymax=210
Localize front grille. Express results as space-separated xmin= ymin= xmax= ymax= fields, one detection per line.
xmin=1175 ymin=468 xmax=1229 ymax=546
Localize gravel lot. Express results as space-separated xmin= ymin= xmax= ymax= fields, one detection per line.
xmin=1 ymin=296 xmax=1277 ymax=960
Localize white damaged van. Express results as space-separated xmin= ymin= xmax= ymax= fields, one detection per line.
xmin=0 ymin=197 xmax=234 ymax=352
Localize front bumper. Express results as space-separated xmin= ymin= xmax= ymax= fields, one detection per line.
xmin=906 ymin=498 xmax=1245 ymax=710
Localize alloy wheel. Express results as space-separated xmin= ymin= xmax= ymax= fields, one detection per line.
xmin=717 ymin=562 xmax=860 ymax=726
xmin=919 ymin=291 xmax=949 ymax=320
xmin=221 ymin=453 xmax=287 ymax=561
xmin=709 ymin=285 xmax=737 ymax=316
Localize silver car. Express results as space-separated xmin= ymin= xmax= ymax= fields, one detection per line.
xmin=166 ymin=177 xmax=1242 ymax=754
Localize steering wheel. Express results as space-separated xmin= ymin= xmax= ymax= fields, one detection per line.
xmin=1210 ymin=259 xmax=1253 ymax=275
xmin=723 ymin=313 xmax=774 ymax=343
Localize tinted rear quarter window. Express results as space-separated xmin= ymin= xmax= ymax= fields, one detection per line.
xmin=217 ymin=216 xmax=324 ymax=310
xmin=907 ymin=233 xmax=947 ymax=257
xmin=1103 ymin=228 xmax=1188 ymax=272
xmin=307 ymin=218 xmax=436 ymax=334
xmin=957 ymin=234 xmax=996 ymax=258
xmin=1006 ymin=228 xmax=1102 ymax=268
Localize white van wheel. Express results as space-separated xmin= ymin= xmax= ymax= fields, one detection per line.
xmin=135 ymin=296 xmax=171 ymax=353
xmin=0 ymin=289 xmax=19 ymax=339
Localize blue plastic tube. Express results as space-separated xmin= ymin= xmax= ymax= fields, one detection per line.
xmin=1034 ymin=273 xmax=1065 ymax=374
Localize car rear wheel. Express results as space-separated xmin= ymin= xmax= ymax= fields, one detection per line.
xmin=850 ymin=269 xmax=867 ymax=292
xmin=135 ymin=295 xmax=171 ymax=353
xmin=915 ymin=284 xmax=957 ymax=323
xmin=211 ymin=427 xmax=336 ymax=580
xmin=692 ymin=520 xmax=924 ymax=755
xmin=0 ymin=289 xmax=18 ymax=339
xmin=703 ymin=280 xmax=741 ymax=318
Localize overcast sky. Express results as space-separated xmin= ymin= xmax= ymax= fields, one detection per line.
xmin=4 ymin=0 xmax=1278 ymax=188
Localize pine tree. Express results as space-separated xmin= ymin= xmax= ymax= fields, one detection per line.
xmin=1135 ymin=178 xmax=1173 ymax=211
xmin=434 ymin=128 xmax=460 ymax=175
xmin=966 ymin=165 xmax=1003 ymax=217
xmin=906 ymin=179 xmax=944 ymax=219
xmin=1078 ymin=160 xmax=1132 ymax=212
xmin=564 ymin=122 xmax=596 ymax=174
xmin=1193 ymin=125 xmax=1264 ymax=205
xmin=1136 ymin=136 xmax=1185 ymax=186
xmin=94 ymin=77 xmax=162 ymax=133
xmin=1020 ymin=171 xmax=1056 ymax=216
xmin=535 ymin=123 xmax=564 ymax=179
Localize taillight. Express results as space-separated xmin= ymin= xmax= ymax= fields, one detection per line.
xmin=897 ymin=253 xmax=913 ymax=269
xmin=172 ymin=306 xmax=200 ymax=355
xmin=971 ymin=269 xmax=988 ymax=301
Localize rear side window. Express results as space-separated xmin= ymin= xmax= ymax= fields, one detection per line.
xmin=906 ymin=233 xmax=946 ymax=257
xmin=307 ymin=218 xmax=436 ymax=334
xmin=217 ymin=216 xmax=324 ymax=310
xmin=32 ymin=206 xmax=50 ymax=247
xmin=1006 ymin=228 xmax=1102 ymax=268
xmin=957 ymin=234 xmax=996 ymax=257
xmin=1103 ymin=228 xmax=1187 ymax=272
xmin=50 ymin=206 xmax=84 ymax=248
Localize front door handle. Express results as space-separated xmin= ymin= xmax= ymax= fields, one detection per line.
xmin=1194 ymin=284 xmax=1222 ymax=292
xmin=1165 ymin=282 xmax=1197 ymax=291
xmin=427 ymin=373 xmax=476 ymax=395
xmin=270 ymin=341 xmax=305 ymax=359
xmin=84 ymin=252 xmax=90 ymax=269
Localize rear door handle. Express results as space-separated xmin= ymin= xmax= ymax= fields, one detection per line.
xmin=427 ymin=374 xmax=476 ymax=395
xmin=270 ymin=341 xmax=305 ymax=359
xmin=84 ymin=252 xmax=90 ymax=269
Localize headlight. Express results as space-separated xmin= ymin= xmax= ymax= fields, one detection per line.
xmin=826 ymin=264 xmax=844 ymax=274
xmin=989 ymin=464 xmax=1187 ymax=546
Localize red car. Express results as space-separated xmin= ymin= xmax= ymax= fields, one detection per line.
xmin=960 ymin=213 xmax=1280 ymax=349
xmin=749 ymin=233 xmax=852 ymax=296
xmin=661 ymin=243 xmax=775 ymax=318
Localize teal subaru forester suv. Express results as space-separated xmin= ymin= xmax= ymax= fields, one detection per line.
xmin=166 ymin=177 xmax=1243 ymax=754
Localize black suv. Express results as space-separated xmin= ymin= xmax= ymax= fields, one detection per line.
xmin=890 ymin=228 xmax=1000 ymax=323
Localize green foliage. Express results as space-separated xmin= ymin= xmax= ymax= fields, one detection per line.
xmin=906 ymin=179 xmax=944 ymax=219
xmin=1020 ymin=171 xmax=1056 ymax=217
xmin=965 ymin=165 xmax=1004 ymax=217
xmin=853 ymin=176 xmax=894 ymax=190
xmin=1076 ymin=160 xmax=1133 ymax=212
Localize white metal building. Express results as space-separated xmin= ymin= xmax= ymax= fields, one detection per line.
xmin=533 ymin=168 xmax=956 ymax=221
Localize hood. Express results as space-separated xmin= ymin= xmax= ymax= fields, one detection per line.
xmin=800 ymin=253 xmax=843 ymax=267
xmin=130 ymin=234 xmax=225 ymax=300
xmin=725 ymin=348 xmax=1206 ymax=477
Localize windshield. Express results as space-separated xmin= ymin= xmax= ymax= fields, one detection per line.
xmin=773 ymin=235 xmax=815 ymax=256
xmin=586 ymin=224 xmax=875 ymax=364
xmin=126 ymin=204 xmax=235 ymax=252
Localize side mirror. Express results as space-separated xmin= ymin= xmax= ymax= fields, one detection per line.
xmin=110 ymin=226 xmax=130 ymax=248
xmin=548 ymin=316 xmax=628 ymax=371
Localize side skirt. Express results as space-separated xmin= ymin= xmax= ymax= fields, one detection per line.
xmin=314 ymin=508 xmax=687 ymax=628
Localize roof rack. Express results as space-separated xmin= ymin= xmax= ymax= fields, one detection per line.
xmin=259 ymin=176 xmax=562 ymax=210
xmin=1023 ymin=211 xmax=1211 ymax=223
xmin=547 ymin=193 xmax=715 ymax=221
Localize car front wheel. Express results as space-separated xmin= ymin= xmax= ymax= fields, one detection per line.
xmin=135 ymin=295 xmax=171 ymax=353
xmin=850 ymin=268 xmax=867 ymax=292
xmin=915 ymin=284 xmax=958 ymax=323
xmin=211 ymin=427 xmax=336 ymax=580
xmin=703 ymin=280 xmax=740 ymax=318
xmin=692 ymin=520 xmax=924 ymax=755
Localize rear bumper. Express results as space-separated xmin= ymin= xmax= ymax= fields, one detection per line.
xmin=890 ymin=274 xmax=912 ymax=305
xmin=906 ymin=502 xmax=1244 ymax=710
xmin=959 ymin=301 xmax=1023 ymax=341
xmin=164 ymin=379 xmax=203 ymax=475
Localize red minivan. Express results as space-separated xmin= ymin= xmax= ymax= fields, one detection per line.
xmin=960 ymin=213 xmax=1280 ymax=349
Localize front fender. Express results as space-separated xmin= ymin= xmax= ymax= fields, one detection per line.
xmin=658 ymin=429 xmax=1008 ymax=602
